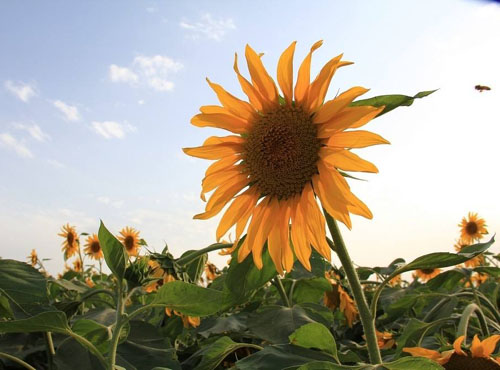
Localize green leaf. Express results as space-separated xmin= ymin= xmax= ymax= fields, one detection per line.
xmin=225 ymin=242 xmax=277 ymax=301
xmin=293 ymin=362 xmax=369 ymax=370
xmin=0 ymin=310 xmax=70 ymax=333
xmin=54 ymin=337 xmax=106 ymax=370
xmin=179 ymin=249 xmax=207 ymax=283
xmin=426 ymin=270 xmax=465 ymax=291
xmin=248 ymin=305 xmax=317 ymax=344
xmin=394 ymin=319 xmax=430 ymax=356
xmin=350 ymin=90 xmax=437 ymax=116
xmin=383 ymin=356 xmax=444 ymax=369
xmin=0 ymin=259 xmax=48 ymax=312
xmin=98 ymin=221 xmax=127 ymax=280
xmin=474 ymin=266 xmax=500 ymax=277
xmin=289 ymin=323 xmax=337 ymax=358
xmin=392 ymin=237 xmax=494 ymax=275
xmin=72 ymin=319 xmax=110 ymax=354
xmin=196 ymin=312 xmax=249 ymax=339
xmin=291 ymin=277 xmax=331 ymax=304
xmin=154 ymin=280 xmax=227 ymax=316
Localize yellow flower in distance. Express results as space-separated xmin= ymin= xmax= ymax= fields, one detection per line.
xmin=58 ymin=224 xmax=79 ymax=260
xmin=184 ymin=41 xmax=388 ymax=273
xmin=204 ymin=262 xmax=218 ymax=281
xmin=27 ymin=249 xmax=38 ymax=267
xmin=414 ymin=268 xmax=441 ymax=282
xmin=404 ymin=335 xmax=500 ymax=369
xmin=454 ymin=239 xmax=484 ymax=268
xmin=324 ymin=271 xmax=358 ymax=327
xmin=84 ymin=234 xmax=103 ymax=260
xmin=118 ymin=226 xmax=141 ymax=256
xmin=459 ymin=212 xmax=488 ymax=244
xmin=72 ymin=258 xmax=83 ymax=272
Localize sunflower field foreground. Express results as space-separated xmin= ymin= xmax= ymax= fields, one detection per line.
xmin=1 ymin=42 xmax=500 ymax=370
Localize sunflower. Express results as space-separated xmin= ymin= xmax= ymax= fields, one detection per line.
xmin=471 ymin=272 xmax=489 ymax=286
xmin=459 ymin=212 xmax=488 ymax=244
xmin=72 ymin=258 xmax=83 ymax=272
xmin=58 ymin=224 xmax=79 ymax=260
xmin=27 ymin=249 xmax=38 ymax=267
xmin=144 ymin=260 xmax=165 ymax=293
xmin=165 ymin=308 xmax=201 ymax=328
xmin=85 ymin=277 xmax=95 ymax=288
xmin=324 ymin=271 xmax=358 ymax=327
xmin=363 ymin=330 xmax=395 ymax=350
xmin=84 ymin=234 xmax=103 ymax=260
xmin=454 ymin=239 xmax=484 ymax=268
xmin=118 ymin=226 xmax=141 ymax=256
xmin=204 ymin=262 xmax=218 ymax=281
xmin=404 ymin=335 xmax=500 ymax=369
xmin=184 ymin=41 xmax=388 ymax=273
xmin=388 ymin=274 xmax=402 ymax=287
xmin=414 ymin=268 xmax=441 ymax=282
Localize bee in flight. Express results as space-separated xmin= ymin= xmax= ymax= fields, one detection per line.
xmin=475 ymin=85 xmax=491 ymax=92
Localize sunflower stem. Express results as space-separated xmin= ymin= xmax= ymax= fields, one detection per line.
xmin=44 ymin=332 xmax=55 ymax=370
xmin=324 ymin=211 xmax=382 ymax=365
xmin=273 ymin=276 xmax=291 ymax=307
xmin=0 ymin=352 xmax=36 ymax=370
xmin=107 ymin=279 xmax=126 ymax=370
xmin=176 ymin=243 xmax=233 ymax=266
xmin=457 ymin=303 xmax=489 ymax=343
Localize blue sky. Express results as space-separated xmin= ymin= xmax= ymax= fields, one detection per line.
xmin=1 ymin=0 xmax=499 ymax=274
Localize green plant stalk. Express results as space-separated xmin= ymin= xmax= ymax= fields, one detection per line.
xmin=44 ymin=332 xmax=55 ymax=370
xmin=176 ymin=242 xmax=233 ymax=266
xmin=324 ymin=211 xmax=382 ymax=365
xmin=273 ymin=276 xmax=291 ymax=307
xmin=457 ymin=303 xmax=489 ymax=342
xmin=0 ymin=352 xmax=36 ymax=370
xmin=107 ymin=279 xmax=126 ymax=370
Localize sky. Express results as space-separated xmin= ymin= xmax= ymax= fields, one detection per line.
xmin=1 ymin=0 xmax=499 ymax=275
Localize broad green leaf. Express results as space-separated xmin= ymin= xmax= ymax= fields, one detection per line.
xmin=474 ymin=266 xmax=500 ymax=277
xmin=350 ymin=90 xmax=437 ymax=116
xmin=0 ymin=259 xmax=48 ymax=311
xmin=291 ymin=277 xmax=331 ymax=304
xmin=98 ymin=221 xmax=127 ymax=280
xmin=72 ymin=319 xmax=110 ymax=354
xmin=392 ymin=237 xmax=494 ymax=275
xmin=394 ymin=319 xmax=430 ymax=356
xmin=426 ymin=270 xmax=465 ymax=291
xmin=0 ymin=310 xmax=70 ymax=334
xmin=50 ymin=278 xmax=90 ymax=293
xmin=383 ymin=356 xmax=444 ymax=369
xmin=248 ymin=305 xmax=317 ymax=344
xmin=154 ymin=280 xmax=227 ymax=316
xmin=289 ymin=322 xmax=337 ymax=358
xmin=226 ymin=242 xmax=277 ymax=301
xmin=196 ymin=311 xmax=249 ymax=339
xmin=54 ymin=337 xmax=106 ymax=370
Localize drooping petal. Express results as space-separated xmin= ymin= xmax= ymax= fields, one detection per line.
xmin=216 ymin=188 xmax=259 ymax=241
xmin=251 ymin=198 xmax=279 ymax=270
xmin=237 ymin=236 xmax=252 ymax=263
xmin=294 ymin=40 xmax=323 ymax=105
xmin=245 ymin=44 xmax=278 ymax=103
xmin=326 ymin=130 xmax=390 ymax=148
xmin=403 ymin=347 xmax=443 ymax=362
xmin=201 ymin=167 xmax=243 ymax=201
xmin=317 ymin=106 xmax=384 ymax=138
xmin=290 ymin=194 xmax=312 ymax=271
xmin=453 ymin=336 xmax=466 ymax=356
xmin=303 ymin=184 xmax=331 ymax=259
xmin=306 ymin=53 xmax=344 ymax=112
xmin=313 ymin=87 xmax=369 ymax=123
xmin=321 ymin=149 xmax=378 ymax=173
xmin=191 ymin=113 xmax=248 ymax=134
xmin=474 ymin=335 xmax=500 ymax=358
xmin=199 ymin=105 xmax=229 ymax=114
xmin=203 ymin=135 xmax=244 ymax=146
xmin=233 ymin=53 xmax=272 ymax=112
xmin=277 ymin=41 xmax=296 ymax=105
xmin=204 ymin=154 xmax=240 ymax=178
xmin=183 ymin=142 xmax=242 ymax=160
xmin=206 ymin=78 xmax=256 ymax=121
xmin=279 ymin=201 xmax=294 ymax=273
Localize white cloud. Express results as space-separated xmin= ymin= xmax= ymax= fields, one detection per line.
xmin=4 ymin=81 xmax=37 ymax=102
xmin=0 ymin=133 xmax=33 ymax=158
xmin=146 ymin=6 xmax=157 ymax=13
xmin=138 ymin=99 xmax=145 ymax=105
xmin=180 ymin=13 xmax=236 ymax=41
xmin=109 ymin=64 xmax=138 ymax=84
xmin=91 ymin=121 xmax=137 ymax=139
xmin=109 ymin=55 xmax=183 ymax=92
xmin=97 ymin=196 xmax=124 ymax=208
xmin=53 ymin=100 xmax=81 ymax=122
xmin=47 ymin=159 xmax=65 ymax=168
xmin=14 ymin=123 xmax=50 ymax=142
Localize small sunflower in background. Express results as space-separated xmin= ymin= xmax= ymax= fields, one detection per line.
xmin=204 ymin=262 xmax=218 ymax=282
xmin=459 ymin=212 xmax=488 ymax=244
xmin=454 ymin=238 xmax=484 ymax=268
xmin=414 ymin=268 xmax=441 ymax=282
xmin=184 ymin=41 xmax=389 ymax=273
xmin=165 ymin=308 xmax=200 ymax=328
xmin=324 ymin=271 xmax=358 ymax=327
xmin=58 ymin=224 xmax=79 ymax=259
xmin=404 ymin=335 xmax=500 ymax=370
xmin=144 ymin=260 xmax=165 ymax=293
xmin=84 ymin=234 xmax=103 ymax=260
xmin=470 ymin=272 xmax=489 ymax=287
xmin=118 ymin=226 xmax=141 ymax=256
xmin=27 ymin=249 xmax=38 ymax=267
xmin=72 ymin=258 xmax=83 ymax=272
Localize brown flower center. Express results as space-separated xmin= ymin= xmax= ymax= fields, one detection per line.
xmin=444 ymin=353 xmax=500 ymax=370
xmin=243 ymin=106 xmax=320 ymax=199
xmin=124 ymin=235 xmax=135 ymax=250
xmin=421 ymin=268 xmax=436 ymax=275
xmin=67 ymin=232 xmax=75 ymax=245
xmin=90 ymin=241 xmax=101 ymax=253
xmin=466 ymin=221 xmax=478 ymax=236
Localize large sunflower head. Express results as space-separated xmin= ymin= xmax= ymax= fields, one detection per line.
xmin=84 ymin=234 xmax=103 ymax=260
xmin=414 ymin=268 xmax=441 ymax=282
xmin=459 ymin=212 xmax=488 ymax=244
xmin=404 ymin=335 xmax=500 ymax=369
xmin=118 ymin=226 xmax=141 ymax=257
xmin=58 ymin=224 xmax=80 ymax=260
xmin=184 ymin=41 xmax=389 ymax=273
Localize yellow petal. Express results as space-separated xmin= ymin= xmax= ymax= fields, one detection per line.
xmin=237 ymin=236 xmax=252 ymax=262
xmin=321 ymin=149 xmax=378 ymax=173
xmin=326 ymin=130 xmax=390 ymax=148
xmin=346 ymin=191 xmax=373 ymax=219
xmin=277 ymin=41 xmax=296 ymax=105
xmin=216 ymin=188 xmax=259 ymax=241
xmin=201 ymin=167 xmax=242 ymax=201
xmin=294 ymin=40 xmax=323 ymax=105
xmin=290 ymin=195 xmax=312 ymax=271
xmin=280 ymin=202 xmax=294 ymax=273
xmin=204 ymin=154 xmax=240 ymax=178
xmin=306 ymin=54 xmax=343 ymax=112
xmin=233 ymin=53 xmax=269 ymax=111
xmin=402 ymin=347 xmax=442 ymax=361
xmin=314 ymin=87 xmax=369 ymax=123
xmin=265 ymin=199 xmax=285 ymax=274
xmin=476 ymin=335 xmax=500 ymax=358
xmin=206 ymin=78 xmax=256 ymax=121
xmin=203 ymin=135 xmax=244 ymax=146
xmin=249 ymin=198 xmax=276 ymax=270
xmin=317 ymin=106 xmax=384 ymax=138
xmin=191 ymin=113 xmax=248 ymax=134
xmin=183 ymin=142 xmax=242 ymax=160
xmin=453 ymin=336 xmax=466 ymax=356
xmin=303 ymin=184 xmax=331 ymax=260
xmin=245 ymin=44 xmax=278 ymax=103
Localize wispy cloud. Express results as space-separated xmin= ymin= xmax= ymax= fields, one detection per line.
xmin=47 ymin=159 xmax=65 ymax=169
xmin=4 ymin=81 xmax=37 ymax=102
xmin=97 ymin=196 xmax=124 ymax=208
xmin=109 ymin=55 xmax=183 ymax=92
xmin=0 ymin=133 xmax=33 ymax=158
xmin=91 ymin=121 xmax=137 ymax=139
xmin=53 ymin=100 xmax=81 ymax=122
xmin=180 ymin=13 xmax=236 ymax=41
xmin=14 ymin=123 xmax=51 ymax=142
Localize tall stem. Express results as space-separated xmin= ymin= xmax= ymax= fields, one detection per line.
xmin=273 ymin=276 xmax=291 ymax=307
xmin=107 ymin=279 xmax=125 ymax=370
xmin=324 ymin=211 xmax=382 ymax=365
xmin=0 ymin=352 xmax=36 ymax=370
